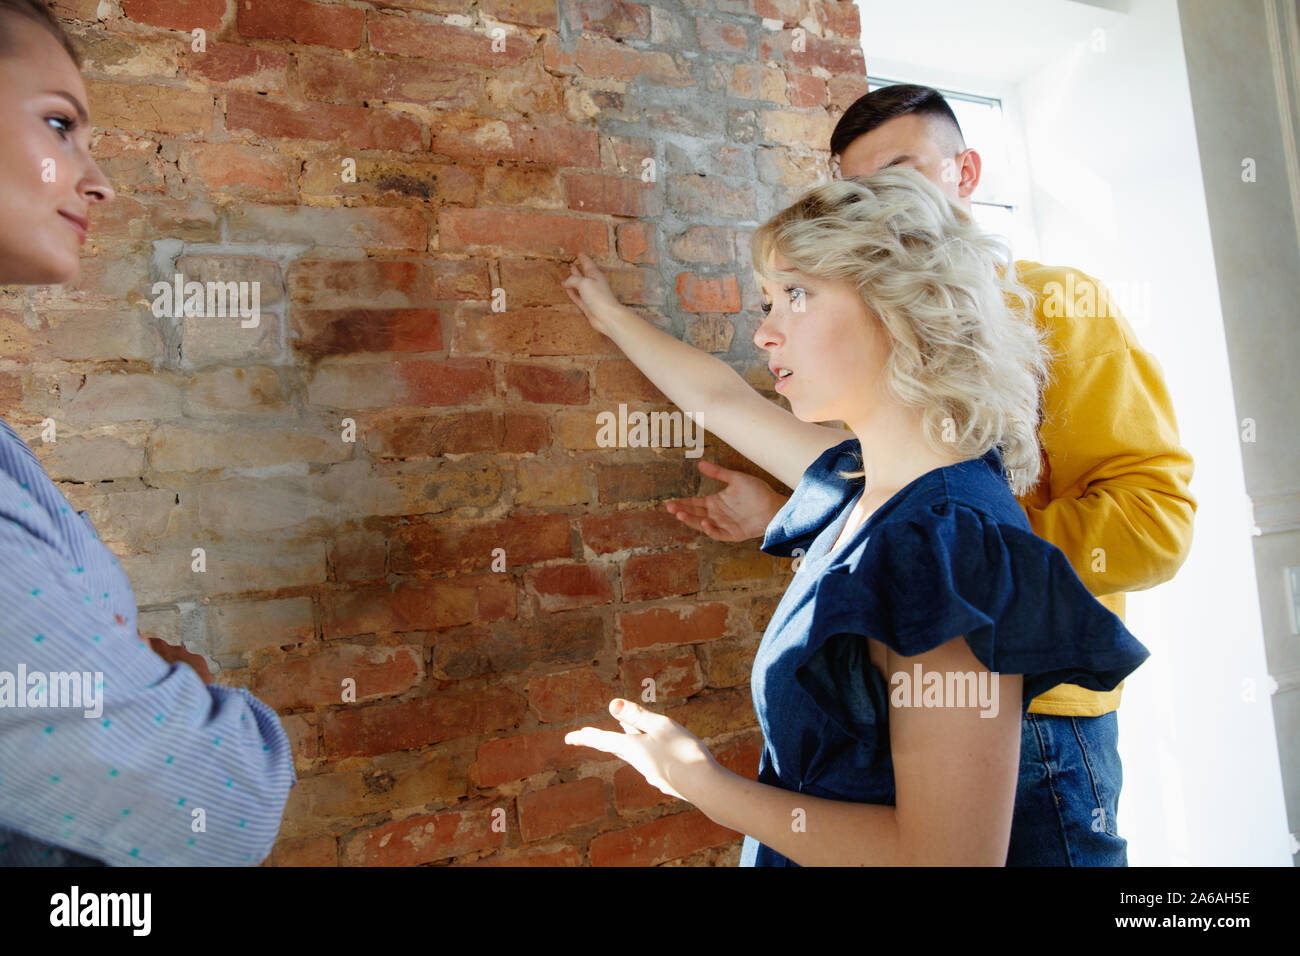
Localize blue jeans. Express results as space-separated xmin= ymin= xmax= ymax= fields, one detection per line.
xmin=1006 ymin=710 xmax=1128 ymax=866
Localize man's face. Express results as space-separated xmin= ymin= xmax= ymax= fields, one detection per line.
xmin=836 ymin=112 xmax=976 ymax=207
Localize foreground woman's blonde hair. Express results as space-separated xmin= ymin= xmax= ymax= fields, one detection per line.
xmin=750 ymin=167 xmax=1053 ymax=496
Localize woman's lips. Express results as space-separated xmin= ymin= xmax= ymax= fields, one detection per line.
xmin=774 ymin=371 xmax=793 ymax=393
xmin=59 ymin=211 xmax=88 ymax=243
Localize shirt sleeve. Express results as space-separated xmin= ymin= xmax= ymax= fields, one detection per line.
xmin=1019 ymin=276 xmax=1196 ymax=597
xmin=798 ymin=502 xmax=1151 ymax=732
xmin=0 ymin=514 xmax=296 ymax=866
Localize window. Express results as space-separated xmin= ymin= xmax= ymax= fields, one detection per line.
xmin=866 ymin=77 xmax=1038 ymax=258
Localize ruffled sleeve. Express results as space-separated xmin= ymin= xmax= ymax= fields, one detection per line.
xmin=800 ymin=500 xmax=1150 ymax=718
xmin=761 ymin=438 xmax=861 ymax=558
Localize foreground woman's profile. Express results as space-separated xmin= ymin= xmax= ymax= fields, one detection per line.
xmin=562 ymin=168 xmax=1150 ymax=865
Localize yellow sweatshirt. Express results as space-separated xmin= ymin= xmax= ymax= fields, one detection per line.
xmin=846 ymin=261 xmax=1197 ymax=716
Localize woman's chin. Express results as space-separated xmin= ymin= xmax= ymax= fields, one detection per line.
xmin=5 ymin=254 xmax=81 ymax=288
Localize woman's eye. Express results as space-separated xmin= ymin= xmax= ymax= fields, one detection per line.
xmin=760 ymin=301 xmax=773 ymax=315
xmin=47 ymin=115 xmax=73 ymax=138
xmin=788 ymin=287 xmax=805 ymax=306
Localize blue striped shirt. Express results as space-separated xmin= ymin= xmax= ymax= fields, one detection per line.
xmin=0 ymin=415 xmax=296 ymax=865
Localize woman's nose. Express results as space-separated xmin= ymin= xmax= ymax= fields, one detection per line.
xmin=753 ymin=311 xmax=781 ymax=351
xmin=81 ymin=156 xmax=116 ymax=205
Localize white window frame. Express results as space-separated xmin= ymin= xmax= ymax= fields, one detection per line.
xmin=860 ymin=61 xmax=1042 ymax=263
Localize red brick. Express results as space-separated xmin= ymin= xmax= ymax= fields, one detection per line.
xmin=49 ymin=0 xmax=101 ymax=19
xmin=574 ymin=0 xmax=649 ymax=37
xmin=434 ymin=614 xmax=606 ymax=682
xmin=306 ymin=360 xmax=491 ymax=412
xmin=390 ymin=513 xmax=573 ymax=575
xmin=621 ymin=551 xmax=699 ymax=602
xmin=760 ymin=31 xmax=865 ymax=78
xmin=361 ymin=408 xmax=506 ymax=463
xmin=542 ymin=34 xmax=691 ymax=86
xmin=592 ymin=357 xmax=670 ymax=402
xmin=288 ymin=258 xmax=489 ymax=307
xmin=622 ymin=649 xmax=703 ymax=702
xmin=601 ymin=133 xmax=654 ymax=174
xmin=341 ymin=804 xmax=507 ymax=865
xmin=326 ymin=530 xmax=386 ymax=583
xmin=696 ymin=16 xmax=747 ymax=53
xmin=470 ymin=845 xmax=582 ymax=866
xmin=526 ymin=667 xmax=616 ymax=723
xmin=302 ymin=156 xmax=476 ymax=204
xmin=182 ymin=141 xmax=294 ymax=195
xmin=479 ymin=0 xmax=559 ymax=28
xmin=676 ymin=273 xmax=741 ymax=313
xmin=84 ymin=133 xmax=166 ymax=195
xmin=122 ymin=0 xmax=228 ymax=31
xmin=298 ymin=51 xmax=472 ymax=107
xmin=358 ymin=410 xmax=536 ymax=459
xmin=473 ymin=721 xmax=620 ymax=787
xmin=321 ymin=685 xmax=526 ymax=758
xmin=669 ymin=225 xmax=738 ymax=264
xmin=0 ymin=372 xmax=22 ymax=418
xmin=589 ymin=809 xmax=739 ymax=866
xmin=816 ymin=0 xmax=861 ymax=39
xmin=86 ymin=195 xmax=217 ymax=242
xmin=291 ymin=308 xmax=442 ymax=361
xmin=564 ymin=172 xmax=657 ymax=218
xmin=238 ymin=0 xmax=364 ymax=49
xmin=489 ymin=253 xmax=575 ymax=308
xmin=614 ymin=762 xmax=673 ymax=812
xmin=323 ymin=574 xmax=516 ymax=638
xmin=579 ymin=508 xmax=698 ymax=554
xmin=502 ymin=411 xmax=549 ymax=453
xmin=594 ymin=460 xmax=698 ymax=505
xmin=289 ymin=259 xmax=424 ymax=306
xmin=786 ymin=71 xmax=828 ymax=109
xmin=430 ymin=115 xmax=599 ymax=167
xmin=518 ymin=776 xmax=606 ymax=841
xmin=226 ymin=92 xmax=421 ymax=151
xmin=185 ymin=43 xmax=289 ymax=91
xmin=368 ymin=15 xmax=531 ymax=66
xmin=86 ymin=80 xmax=213 ymax=135
xmin=618 ymin=603 xmax=730 ymax=651
xmin=829 ymin=73 xmax=873 ymax=115
xmin=525 ymin=564 xmax=612 ymax=612
xmin=667 ymin=175 xmax=754 ymax=219
xmin=616 ymin=221 xmax=657 ymax=264
xmin=251 ymin=644 xmax=422 ymax=711
xmin=456 ymin=308 xmax=619 ymax=358
xmin=438 ymin=208 xmax=607 ymax=258
xmin=226 ymin=205 xmax=426 ymax=251
xmin=270 ymin=833 xmax=337 ymax=866
xmin=665 ymin=687 xmax=756 ymax=739
xmin=504 ymin=363 xmax=589 ymax=405
xmin=714 ymin=733 xmax=763 ymax=782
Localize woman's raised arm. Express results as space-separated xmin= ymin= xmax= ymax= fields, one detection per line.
xmin=563 ymin=252 xmax=846 ymax=491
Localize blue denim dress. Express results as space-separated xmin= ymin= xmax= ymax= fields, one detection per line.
xmin=738 ymin=439 xmax=1150 ymax=867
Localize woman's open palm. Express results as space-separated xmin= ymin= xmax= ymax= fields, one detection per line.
xmin=665 ymin=460 xmax=789 ymax=542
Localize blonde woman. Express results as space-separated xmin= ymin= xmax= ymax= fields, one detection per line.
xmin=562 ymin=167 xmax=1149 ymax=865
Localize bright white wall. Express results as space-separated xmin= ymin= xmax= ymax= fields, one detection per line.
xmin=860 ymin=0 xmax=1292 ymax=864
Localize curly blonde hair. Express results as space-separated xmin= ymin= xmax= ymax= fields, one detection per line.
xmin=750 ymin=167 xmax=1053 ymax=496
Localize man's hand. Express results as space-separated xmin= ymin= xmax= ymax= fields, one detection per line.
xmin=144 ymin=634 xmax=214 ymax=685
xmin=665 ymin=460 xmax=789 ymax=542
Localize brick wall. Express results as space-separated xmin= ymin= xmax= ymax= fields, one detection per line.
xmin=2 ymin=0 xmax=867 ymax=865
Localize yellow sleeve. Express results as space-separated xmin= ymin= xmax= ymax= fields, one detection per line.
xmin=1016 ymin=264 xmax=1197 ymax=598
